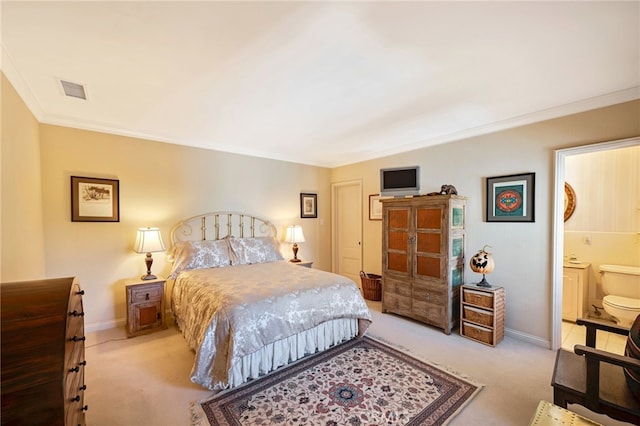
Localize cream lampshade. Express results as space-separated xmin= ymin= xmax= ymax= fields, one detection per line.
xmin=134 ymin=227 xmax=166 ymax=280
xmin=284 ymin=225 xmax=305 ymax=263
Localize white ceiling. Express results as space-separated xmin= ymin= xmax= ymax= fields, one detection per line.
xmin=2 ymin=1 xmax=639 ymax=167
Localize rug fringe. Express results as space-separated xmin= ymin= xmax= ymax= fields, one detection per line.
xmin=190 ymin=396 xmax=213 ymax=426
xmin=365 ymin=333 xmax=485 ymax=388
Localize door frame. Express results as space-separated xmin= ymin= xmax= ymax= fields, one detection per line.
xmin=330 ymin=179 xmax=363 ymax=274
xmin=552 ymin=136 xmax=639 ymax=350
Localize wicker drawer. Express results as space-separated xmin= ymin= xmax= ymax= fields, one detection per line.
xmin=462 ymin=288 xmax=494 ymax=309
xmin=462 ymin=322 xmax=494 ymax=345
xmin=462 ymin=305 xmax=494 ymax=327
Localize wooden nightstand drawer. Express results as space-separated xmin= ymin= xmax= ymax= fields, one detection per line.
xmin=129 ymin=285 xmax=162 ymax=303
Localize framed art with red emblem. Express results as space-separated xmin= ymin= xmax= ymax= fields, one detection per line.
xmin=486 ymin=172 xmax=535 ymax=222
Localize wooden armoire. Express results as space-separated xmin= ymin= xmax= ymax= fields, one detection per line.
xmin=381 ymin=194 xmax=467 ymax=334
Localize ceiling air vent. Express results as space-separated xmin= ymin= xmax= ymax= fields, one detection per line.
xmin=60 ymin=80 xmax=87 ymax=100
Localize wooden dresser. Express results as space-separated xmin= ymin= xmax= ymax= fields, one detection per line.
xmin=1 ymin=277 xmax=87 ymax=426
xmin=381 ymin=195 xmax=467 ymax=334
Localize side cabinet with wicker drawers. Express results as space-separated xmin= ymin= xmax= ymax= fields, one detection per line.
xmin=460 ymin=284 xmax=505 ymax=347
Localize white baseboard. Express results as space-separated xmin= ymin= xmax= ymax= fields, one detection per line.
xmin=505 ymin=327 xmax=551 ymax=349
xmin=85 ymin=318 xmax=125 ymax=333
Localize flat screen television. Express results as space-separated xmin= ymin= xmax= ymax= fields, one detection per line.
xmin=380 ymin=166 xmax=420 ymax=197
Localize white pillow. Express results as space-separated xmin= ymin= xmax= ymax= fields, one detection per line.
xmin=227 ymin=236 xmax=284 ymax=265
xmin=169 ymin=240 xmax=231 ymax=278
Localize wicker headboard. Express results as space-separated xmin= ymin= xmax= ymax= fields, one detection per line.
xmin=169 ymin=211 xmax=277 ymax=247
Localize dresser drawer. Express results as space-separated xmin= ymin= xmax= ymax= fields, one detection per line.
xmin=383 ymin=277 xmax=411 ymax=298
xmin=412 ymin=299 xmax=446 ymax=326
xmin=412 ymin=281 xmax=446 ymax=305
xmin=382 ymin=292 xmax=411 ymax=315
xmin=462 ymin=288 xmax=494 ymax=309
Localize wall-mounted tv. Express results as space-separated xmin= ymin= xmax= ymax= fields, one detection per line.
xmin=380 ymin=166 xmax=420 ymax=197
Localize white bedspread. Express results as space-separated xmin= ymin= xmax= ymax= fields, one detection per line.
xmin=171 ymin=261 xmax=372 ymax=389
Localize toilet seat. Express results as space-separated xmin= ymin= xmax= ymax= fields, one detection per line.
xmin=603 ymin=295 xmax=640 ymax=310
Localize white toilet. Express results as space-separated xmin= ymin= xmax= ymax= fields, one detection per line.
xmin=600 ymin=264 xmax=640 ymax=327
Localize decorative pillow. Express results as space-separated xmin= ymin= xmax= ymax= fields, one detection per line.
xmin=227 ymin=236 xmax=284 ymax=265
xmin=624 ymin=313 xmax=640 ymax=401
xmin=169 ymin=240 xmax=231 ymax=278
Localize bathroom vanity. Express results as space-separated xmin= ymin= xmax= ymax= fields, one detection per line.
xmin=562 ymin=262 xmax=591 ymax=322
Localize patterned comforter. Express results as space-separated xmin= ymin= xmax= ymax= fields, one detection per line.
xmin=171 ymin=261 xmax=372 ymax=389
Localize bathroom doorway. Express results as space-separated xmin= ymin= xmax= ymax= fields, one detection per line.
xmin=552 ymin=136 xmax=640 ymax=350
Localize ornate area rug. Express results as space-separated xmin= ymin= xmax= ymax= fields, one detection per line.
xmin=194 ymin=336 xmax=482 ymax=425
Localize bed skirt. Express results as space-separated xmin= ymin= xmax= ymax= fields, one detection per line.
xmin=199 ymin=318 xmax=360 ymax=391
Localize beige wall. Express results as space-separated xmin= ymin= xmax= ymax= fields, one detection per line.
xmin=36 ymin=125 xmax=331 ymax=330
xmin=332 ymin=100 xmax=640 ymax=346
xmin=1 ymin=73 xmax=46 ymax=281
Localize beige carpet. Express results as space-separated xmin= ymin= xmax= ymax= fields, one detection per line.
xmin=84 ymin=300 xmax=631 ymax=426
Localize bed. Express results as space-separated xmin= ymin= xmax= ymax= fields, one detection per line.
xmin=168 ymin=212 xmax=372 ymax=391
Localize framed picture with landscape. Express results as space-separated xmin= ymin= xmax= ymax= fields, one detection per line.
xmin=300 ymin=193 xmax=317 ymax=218
xmin=71 ymin=176 xmax=120 ymax=222
xmin=486 ymin=172 xmax=535 ymax=222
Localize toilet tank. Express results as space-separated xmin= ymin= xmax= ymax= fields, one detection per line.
xmin=600 ymin=264 xmax=640 ymax=298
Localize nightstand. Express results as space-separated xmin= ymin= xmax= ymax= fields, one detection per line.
xmin=293 ymin=260 xmax=313 ymax=268
xmin=125 ymin=276 xmax=167 ymax=337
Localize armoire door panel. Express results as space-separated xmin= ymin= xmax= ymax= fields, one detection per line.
xmin=417 ymin=208 xmax=441 ymax=229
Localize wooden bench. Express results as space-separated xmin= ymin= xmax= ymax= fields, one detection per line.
xmin=551 ymin=317 xmax=640 ymax=424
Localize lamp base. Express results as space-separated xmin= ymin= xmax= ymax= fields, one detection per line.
xmin=476 ymin=274 xmax=492 ymax=288
xmin=290 ymin=243 xmax=301 ymax=263
xmin=141 ymin=273 xmax=158 ymax=281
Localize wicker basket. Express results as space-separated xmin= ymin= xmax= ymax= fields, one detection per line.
xmin=360 ymin=271 xmax=382 ymax=301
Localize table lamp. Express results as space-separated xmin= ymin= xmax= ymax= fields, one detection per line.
xmin=134 ymin=227 xmax=166 ymax=280
xmin=284 ymin=225 xmax=305 ymax=263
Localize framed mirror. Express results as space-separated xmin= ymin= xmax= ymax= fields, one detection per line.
xmin=564 ymin=182 xmax=576 ymax=222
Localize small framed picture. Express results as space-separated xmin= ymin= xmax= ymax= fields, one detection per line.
xmin=486 ymin=172 xmax=535 ymax=222
xmin=71 ymin=176 xmax=120 ymax=222
xmin=369 ymin=194 xmax=392 ymax=220
xmin=300 ymin=193 xmax=317 ymax=218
